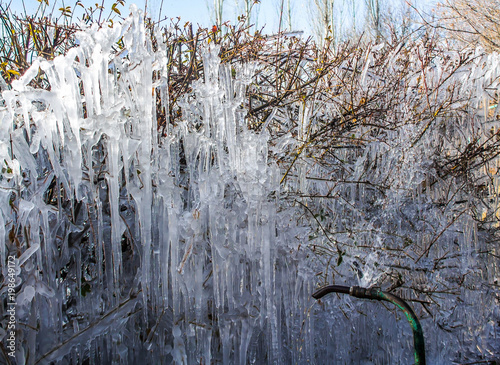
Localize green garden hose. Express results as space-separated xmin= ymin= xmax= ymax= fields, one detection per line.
xmin=312 ymin=285 xmax=426 ymax=365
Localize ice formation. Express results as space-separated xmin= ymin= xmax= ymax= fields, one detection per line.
xmin=0 ymin=6 xmax=498 ymax=365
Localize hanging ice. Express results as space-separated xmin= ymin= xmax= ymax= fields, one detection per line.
xmin=0 ymin=6 xmax=498 ymax=365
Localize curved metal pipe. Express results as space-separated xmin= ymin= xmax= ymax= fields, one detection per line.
xmin=312 ymin=285 xmax=426 ymax=365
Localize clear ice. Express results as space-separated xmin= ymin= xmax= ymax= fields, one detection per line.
xmin=0 ymin=6 xmax=498 ymax=364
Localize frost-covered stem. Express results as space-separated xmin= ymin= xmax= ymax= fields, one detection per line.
xmin=215 ymin=0 xmax=224 ymax=26
xmin=366 ymin=0 xmax=381 ymax=40
xmin=312 ymin=0 xmax=336 ymax=45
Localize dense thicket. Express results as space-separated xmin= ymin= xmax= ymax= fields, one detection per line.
xmin=0 ymin=1 xmax=499 ymax=364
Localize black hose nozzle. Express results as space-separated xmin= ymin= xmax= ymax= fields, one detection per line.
xmin=311 ymin=285 xmax=378 ymax=300
xmin=312 ymin=285 xmax=350 ymax=299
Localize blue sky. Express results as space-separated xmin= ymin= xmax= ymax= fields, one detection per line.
xmin=6 ymin=0 xmax=438 ymax=37
xmin=8 ymin=0 xmax=309 ymax=31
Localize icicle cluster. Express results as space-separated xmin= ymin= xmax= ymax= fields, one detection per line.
xmin=0 ymin=7 xmax=319 ymax=364
xmin=0 ymin=6 xmax=498 ymax=365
